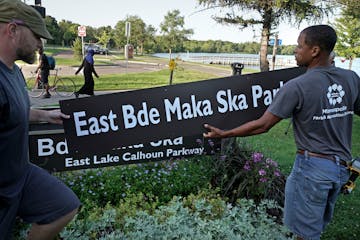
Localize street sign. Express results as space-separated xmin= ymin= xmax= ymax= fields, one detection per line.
xmin=78 ymin=25 xmax=86 ymax=37
xmin=125 ymin=22 xmax=131 ymax=38
xmin=269 ymin=38 xmax=282 ymax=46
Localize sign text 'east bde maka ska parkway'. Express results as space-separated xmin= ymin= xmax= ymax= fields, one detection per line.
xmin=59 ymin=67 xmax=305 ymax=160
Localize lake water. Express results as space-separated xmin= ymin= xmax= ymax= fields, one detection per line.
xmin=153 ymin=52 xmax=360 ymax=76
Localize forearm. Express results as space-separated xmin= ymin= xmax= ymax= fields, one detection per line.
xmin=29 ymin=109 xmax=69 ymax=125
xmin=29 ymin=108 xmax=47 ymax=122
xmin=224 ymin=119 xmax=270 ymax=138
xmin=203 ymin=110 xmax=282 ymax=139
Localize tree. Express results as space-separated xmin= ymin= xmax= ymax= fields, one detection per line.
xmin=113 ymin=20 xmax=127 ymax=50
xmin=337 ymin=0 xmax=360 ymax=18
xmin=113 ymin=16 xmax=156 ymax=54
xmin=58 ymin=20 xmax=78 ymax=46
xmin=72 ymin=37 xmax=83 ymax=61
xmin=96 ymin=26 xmax=115 ymax=48
xmin=143 ymin=25 xmax=157 ymax=54
xmin=334 ymin=11 xmax=360 ymax=70
xmin=45 ymin=16 xmax=61 ymax=45
xmin=160 ymin=10 xmax=194 ymax=54
xmin=97 ymin=30 xmax=111 ymax=50
xmin=198 ymin=0 xmax=332 ymax=71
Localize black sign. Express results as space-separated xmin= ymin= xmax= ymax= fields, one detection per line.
xmin=60 ymin=67 xmax=306 ymax=155
xmin=29 ymin=130 xmax=220 ymax=172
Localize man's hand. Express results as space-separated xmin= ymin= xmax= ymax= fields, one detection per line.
xmin=46 ymin=109 xmax=70 ymax=124
xmin=203 ymin=123 xmax=225 ymax=138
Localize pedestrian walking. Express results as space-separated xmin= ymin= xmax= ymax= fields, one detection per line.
xmin=75 ymin=49 xmax=99 ymax=97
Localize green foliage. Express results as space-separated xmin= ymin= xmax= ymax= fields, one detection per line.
xmin=59 ymin=193 xmax=292 ymax=239
xmin=159 ymin=10 xmax=194 ymax=53
xmin=58 ymin=20 xmax=78 ymax=46
xmin=56 ymin=158 xmax=214 ymax=207
xmin=334 ymin=11 xmax=360 ymax=70
xmin=337 ymin=0 xmax=360 ymax=18
xmin=124 ymin=197 xmax=291 ymax=240
xmin=113 ymin=15 xmax=156 ymax=54
xmin=72 ymin=38 xmax=83 ymax=61
xmin=183 ymin=40 xmax=261 ymax=54
xmin=96 ymin=30 xmax=111 ymax=49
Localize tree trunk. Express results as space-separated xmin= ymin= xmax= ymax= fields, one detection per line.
xmin=259 ymin=27 xmax=270 ymax=72
xmin=259 ymin=10 xmax=272 ymax=72
xmin=140 ymin=43 xmax=144 ymax=55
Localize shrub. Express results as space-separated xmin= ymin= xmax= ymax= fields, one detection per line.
xmin=210 ymin=139 xmax=286 ymax=210
xmin=59 ymin=191 xmax=292 ymax=239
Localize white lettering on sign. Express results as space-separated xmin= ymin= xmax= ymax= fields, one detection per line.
xmin=73 ymin=110 xmax=119 ymax=136
xmin=65 ymin=157 xmax=91 ymax=167
xmin=166 ymin=147 xmax=204 ymax=157
xmin=93 ymin=154 xmax=120 ymax=164
xmin=216 ymin=89 xmax=248 ymax=113
xmin=252 ymin=81 xmax=284 ymax=107
xmin=123 ymin=151 xmax=164 ymax=161
xmin=38 ymin=138 xmax=68 ymax=156
xmin=150 ymin=136 xmax=183 ymax=147
xmin=122 ymin=102 xmax=160 ymax=129
xmin=164 ymin=95 xmax=213 ymax=122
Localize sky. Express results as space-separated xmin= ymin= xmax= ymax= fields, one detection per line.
xmin=32 ymin=0 xmax=334 ymax=45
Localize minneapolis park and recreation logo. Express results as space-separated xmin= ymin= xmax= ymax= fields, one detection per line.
xmin=327 ymin=83 xmax=345 ymax=106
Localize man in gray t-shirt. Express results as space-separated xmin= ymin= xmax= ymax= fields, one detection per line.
xmin=204 ymin=25 xmax=360 ymax=240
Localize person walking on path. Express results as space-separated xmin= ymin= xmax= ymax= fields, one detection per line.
xmin=75 ymin=49 xmax=99 ymax=97
xmin=35 ymin=46 xmax=51 ymax=98
xmin=203 ymin=25 xmax=360 ymax=240
xmin=0 ymin=0 xmax=80 ymax=239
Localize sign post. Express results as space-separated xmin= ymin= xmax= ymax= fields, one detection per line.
xmin=78 ymin=25 xmax=87 ymax=58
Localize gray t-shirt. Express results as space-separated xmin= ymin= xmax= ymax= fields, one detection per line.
xmin=0 ymin=60 xmax=30 ymax=198
xmin=268 ymin=66 xmax=360 ymax=160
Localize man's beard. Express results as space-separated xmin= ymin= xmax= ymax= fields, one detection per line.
xmin=16 ymin=48 xmax=36 ymax=64
xmin=297 ymin=62 xmax=309 ymax=68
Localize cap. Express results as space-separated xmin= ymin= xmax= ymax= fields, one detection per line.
xmin=0 ymin=0 xmax=52 ymax=40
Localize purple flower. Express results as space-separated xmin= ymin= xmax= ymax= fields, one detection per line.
xmin=258 ymin=169 xmax=266 ymax=176
xmin=266 ymin=158 xmax=278 ymax=167
xmin=252 ymin=152 xmax=263 ymax=163
xmin=243 ymin=164 xmax=251 ymax=171
xmin=260 ymin=177 xmax=268 ymax=182
xmin=220 ymin=155 xmax=227 ymax=161
xmin=274 ymin=170 xmax=281 ymax=177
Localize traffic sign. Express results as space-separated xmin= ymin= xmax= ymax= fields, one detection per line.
xmin=269 ymin=38 xmax=282 ymax=46
xmin=78 ymin=25 xmax=86 ymax=37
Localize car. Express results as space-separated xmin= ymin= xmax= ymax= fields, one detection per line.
xmin=85 ymin=44 xmax=109 ymax=55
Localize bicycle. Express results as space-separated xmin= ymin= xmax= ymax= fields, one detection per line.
xmin=26 ymin=68 xmax=76 ymax=98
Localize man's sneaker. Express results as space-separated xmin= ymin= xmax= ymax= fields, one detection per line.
xmin=42 ymin=93 xmax=51 ymax=99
